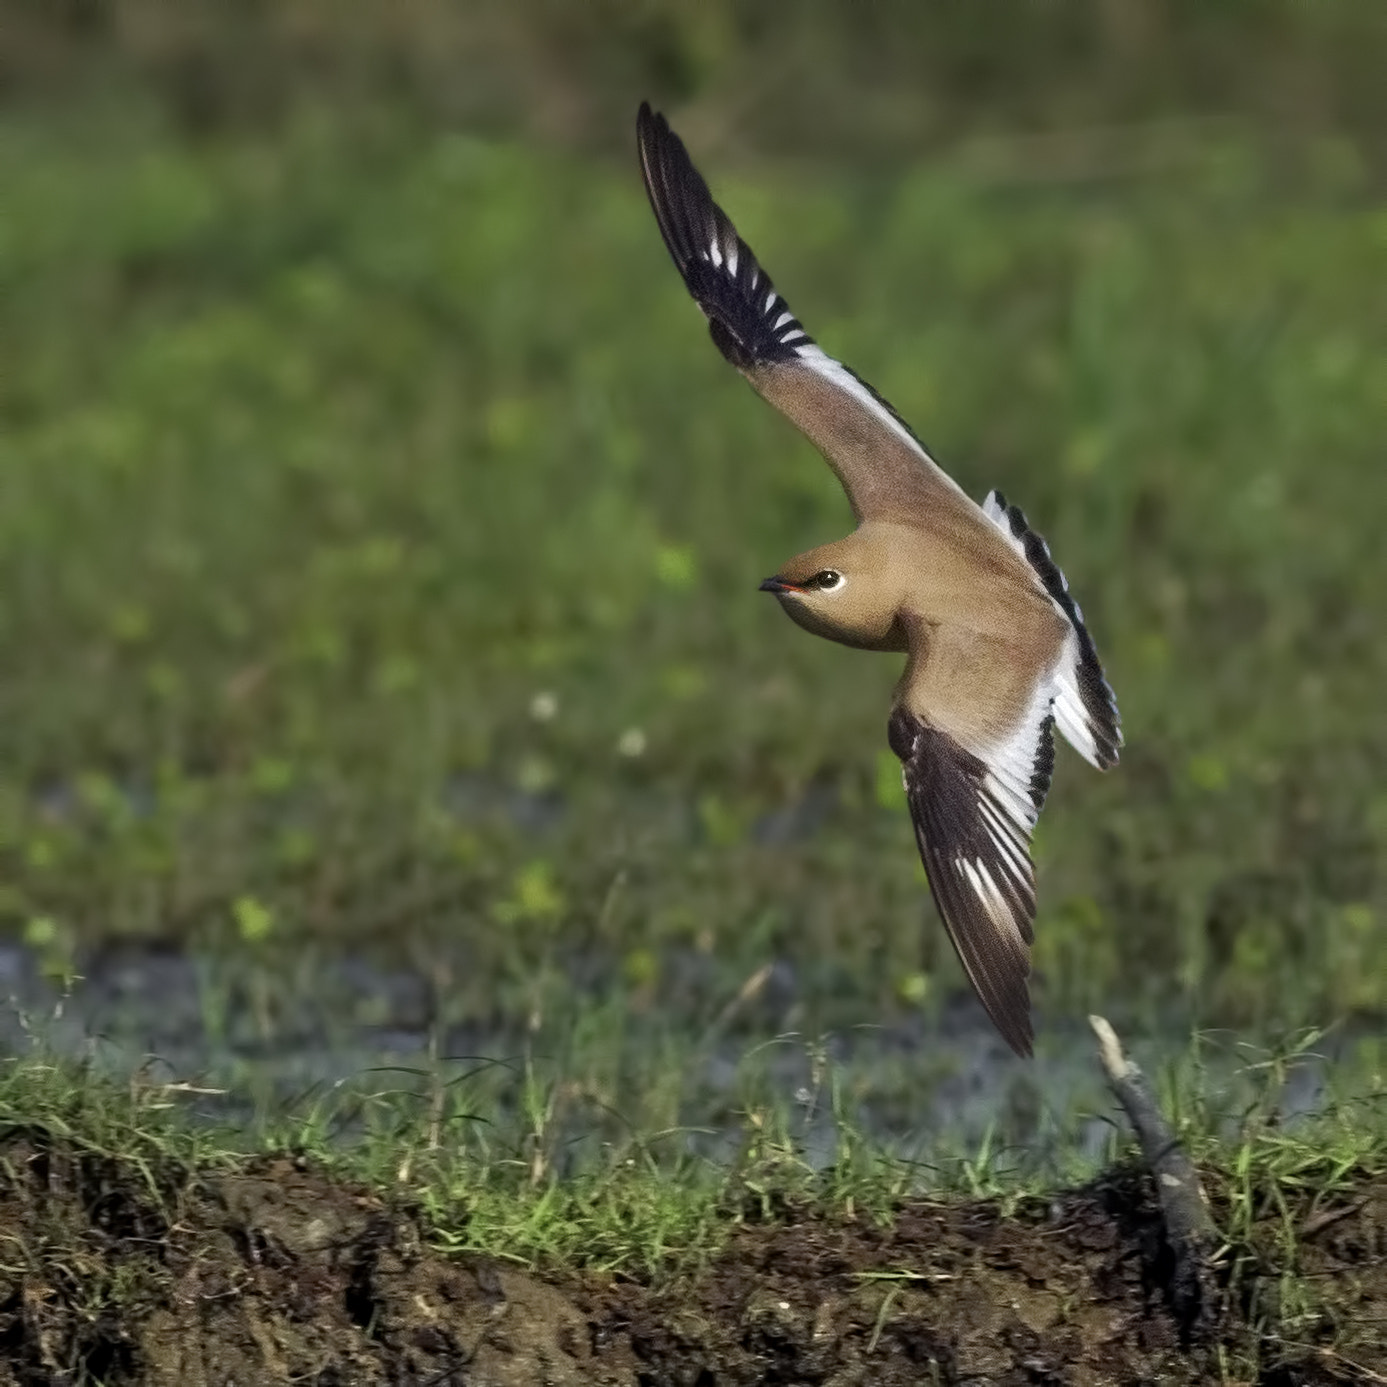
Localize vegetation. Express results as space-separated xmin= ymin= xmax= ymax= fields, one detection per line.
xmin=0 ymin=1039 xmax=1382 ymax=1381
xmin=0 ymin=6 xmax=1384 ymax=1377
xmin=2 ymin=77 xmax=1384 ymax=1040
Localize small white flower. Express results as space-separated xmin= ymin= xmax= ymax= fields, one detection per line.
xmin=529 ymin=691 xmax=559 ymax=722
xmin=616 ymin=727 xmax=647 ymax=758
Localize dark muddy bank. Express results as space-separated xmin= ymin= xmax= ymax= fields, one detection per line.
xmin=1 ymin=1133 xmax=1382 ymax=1386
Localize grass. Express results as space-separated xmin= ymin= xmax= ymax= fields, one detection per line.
xmin=1 ymin=1023 xmax=1383 ymax=1278
xmin=2 ymin=92 xmax=1385 ymax=1044
xmin=0 ymin=1027 xmax=1382 ymax=1386
xmin=1 ymin=22 xmax=1383 ymax=1375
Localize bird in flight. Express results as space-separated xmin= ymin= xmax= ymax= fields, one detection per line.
xmin=636 ymin=103 xmax=1121 ymax=1057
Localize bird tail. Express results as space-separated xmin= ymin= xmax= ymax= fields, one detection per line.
xmin=982 ymin=490 xmax=1122 ymax=769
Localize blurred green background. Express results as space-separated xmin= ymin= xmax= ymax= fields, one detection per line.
xmin=2 ymin=0 xmax=1385 ymax=1047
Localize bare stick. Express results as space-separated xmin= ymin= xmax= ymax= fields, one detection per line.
xmin=1089 ymin=1015 xmax=1216 ymax=1335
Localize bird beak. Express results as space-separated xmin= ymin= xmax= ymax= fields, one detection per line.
xmin=759 ymin=576 xmax=802 ymax=594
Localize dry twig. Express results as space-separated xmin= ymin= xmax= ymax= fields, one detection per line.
xmin=1090 ymin=1015 xmax=1217 ymax=1337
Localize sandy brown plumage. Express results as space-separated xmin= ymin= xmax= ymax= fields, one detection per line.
xmin=637 ymin=103 xmax=1121 ymax=1057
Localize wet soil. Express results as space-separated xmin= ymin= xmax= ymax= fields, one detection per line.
xmin=0 ymin=1132 xmax=1382 ymax=1386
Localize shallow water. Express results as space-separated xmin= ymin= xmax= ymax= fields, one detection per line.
xmin=1 ymin=935 xmax=1365 ymax=1176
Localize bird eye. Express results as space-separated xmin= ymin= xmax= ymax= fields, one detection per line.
xmin=812 ymin=569 xmax=842 ymax=590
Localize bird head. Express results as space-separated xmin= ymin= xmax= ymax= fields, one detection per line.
xmin=758 ymin=538 xmax=900 ymax=650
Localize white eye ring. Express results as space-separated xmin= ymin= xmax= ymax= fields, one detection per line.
xmin=812 ymin=569 xmax=844 ymax=592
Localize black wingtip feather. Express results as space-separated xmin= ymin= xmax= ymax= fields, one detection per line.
xmin=636 ymin=103 xmax=813 ymax=370
xmin=889 ymin=709 xmax=1037 ymax=1060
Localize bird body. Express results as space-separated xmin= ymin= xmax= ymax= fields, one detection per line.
xmin=637 ymin=104 xmax=1121 ymax=1056
xmin=767 ymin=521 xmax=1061 ymax=655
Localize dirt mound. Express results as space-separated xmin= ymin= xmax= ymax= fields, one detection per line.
xmin=0 ymin=1134 xmax=1382 ymax=1385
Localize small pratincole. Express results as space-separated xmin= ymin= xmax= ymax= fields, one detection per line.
xmin=637 ymin=103 xmax=1121 ymax=1057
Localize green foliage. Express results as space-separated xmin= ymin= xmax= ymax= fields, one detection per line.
xmin=0 ymin=92 xmax=1384 ymax=1037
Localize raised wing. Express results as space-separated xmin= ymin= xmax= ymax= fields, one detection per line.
xmin=637 ymin=102 xmax=972 ymax=524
